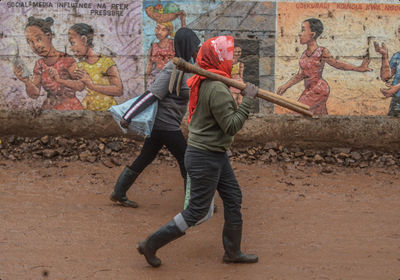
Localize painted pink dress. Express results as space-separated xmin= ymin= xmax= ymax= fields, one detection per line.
xmin=33 ymin=53 xmax=83 ymax=110
xmin=146 ymin=39 xmax=175 ymax=87
xmin=298 ymin=46 xmax=330 ymax=115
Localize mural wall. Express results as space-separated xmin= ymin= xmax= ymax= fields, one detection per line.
xmin=141 ymin=0 xmax=222 ymax=88
xmin=276 ymin=1 xmax=400 ymax=116
xmin=0 ymin=0 xmax=400 ymax=116
xmin=1 ymin=0 xmax=143 ymax=111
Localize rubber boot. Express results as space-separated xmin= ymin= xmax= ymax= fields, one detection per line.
xmin=110 ymin=166 xmax=139 ymax=208
xmin=137 ymin=220 xmax=185 ymax=267
xmin=222 ymin=223 xmax=258 ymax=263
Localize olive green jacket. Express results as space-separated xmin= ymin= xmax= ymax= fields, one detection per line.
xmin=188 ymin=80 xmax=254 ymax=152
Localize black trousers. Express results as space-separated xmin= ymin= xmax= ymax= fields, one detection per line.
xmin=130 ymin=129 xmax=187 ymax=180
xmin=180 ymin=146 xmax=243 ymax=228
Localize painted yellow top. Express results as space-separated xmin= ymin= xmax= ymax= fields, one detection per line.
xmin=77 ymin=56 xmax=118 ymax=111
xmin=231 ymin=62 xmax=241 ymax=76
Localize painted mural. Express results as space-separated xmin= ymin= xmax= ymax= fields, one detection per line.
xmin=230 ymin=46 xmax=245 ymax=106
xmin=143 ymin=2 xmax=185 ymax=88
xmin=142 ymin=0 xmax=221 ymax=89
xmin=2 ymin=0 xmax=400 ymax=116
xmin=1 ymin=0 xmax=143 ymax=111
xmin=374 ymin=32 xmax=400 ymax=117
xmin=276 ymin=1 xmax=400 ymax=116
xmin=276 ymin=17 xmax=371 ymax=115
xmin=169 ymin=1 xmax=276 ymax=113
xmin=0 ymin=0 xmax=225 ymax=110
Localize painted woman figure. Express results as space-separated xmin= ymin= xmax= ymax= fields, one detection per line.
xmin=145 ymin=3 xmax=186 ymax=89
xmin=277 ymin=18 xmax=371 ymax=115
xmin=374 ymin=26 xmax=400 ymax=116
xmin=13 ymin=17 xmax=83 ymax=110
xmin=110 ymin=28 xmax=200 ymax=208
xmin=230 ymin=46 xmax=245 ymax=106
xmin=145 ymin=22 xmax=176 ymax=88
xmin=67 ymin=23 xmax=123 ymax=111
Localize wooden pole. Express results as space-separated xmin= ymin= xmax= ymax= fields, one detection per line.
xmin=173 ymin=57 xmax=313 ymax=117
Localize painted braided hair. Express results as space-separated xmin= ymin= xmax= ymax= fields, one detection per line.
xmin=70 ymin=23 xmax=94 ymax=48
xmin=26 ymin=16 xmax=54 ymax=35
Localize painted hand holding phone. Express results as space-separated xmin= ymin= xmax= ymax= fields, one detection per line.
xmin=13 ymin=16 xmax=83 ymax=110
xmin=13 ymin=55 xmax=31 ymax=79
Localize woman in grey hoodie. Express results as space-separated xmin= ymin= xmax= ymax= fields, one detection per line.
xmin=110 ymin=28 xmax=200 ymax=208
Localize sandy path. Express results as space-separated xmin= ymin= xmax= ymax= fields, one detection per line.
xmin=1 ymin=160 xmax=400 ymax=280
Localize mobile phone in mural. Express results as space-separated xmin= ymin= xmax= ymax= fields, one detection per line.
xmin=13 ymin=16 xmax=84 ymax=110
xmin=13 ymin=45 xmax=31 ymax=79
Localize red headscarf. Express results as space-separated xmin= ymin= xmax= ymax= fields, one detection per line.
xmin=186 ymin=36 xmax=234 ymax=123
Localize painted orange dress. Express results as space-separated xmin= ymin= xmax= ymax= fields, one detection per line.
xmin=298 ymin=46 xmax=330 ymax=115
xmin=33 ymin=53 xmax=83 ymax=110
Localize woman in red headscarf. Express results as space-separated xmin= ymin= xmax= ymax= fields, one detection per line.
xmin=137 ymin=36 xmax=259 ymax=267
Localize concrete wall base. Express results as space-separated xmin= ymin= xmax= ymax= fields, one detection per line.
xmin=1 ymin=110 xmax=399 ymax=151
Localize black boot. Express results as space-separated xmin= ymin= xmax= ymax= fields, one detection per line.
xmin=110 ymin=166 xmax=139 ymax=208
xmin=137 ymin=220 xmax=185 ymax=267
xmin=222 ymin=223 xmax=258 ymax=263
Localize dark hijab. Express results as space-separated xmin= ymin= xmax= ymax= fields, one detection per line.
xmin=174 ymin=27 xmax=200 ymax=62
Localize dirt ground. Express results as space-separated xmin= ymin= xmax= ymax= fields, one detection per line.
xmin=1 ymin=158 xmax=400 ymax=280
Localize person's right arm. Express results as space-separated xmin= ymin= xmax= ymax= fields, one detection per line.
xmin=120 ymin=90 xmax=157 ymax=128
xmin=120 ymin=62 xmax=174 ymax=127
xmin=148 ymin=61 xmax=173 ymax=99
xmin=210 ymin=83 xmax=256 ymax=136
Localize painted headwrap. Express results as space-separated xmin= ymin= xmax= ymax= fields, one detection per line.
xmin=186 ymin=35 xmax=234 ymax=123
xmin=160 ymin=22 xmax=174 ymax=37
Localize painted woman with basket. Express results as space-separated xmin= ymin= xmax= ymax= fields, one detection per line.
xmin=110 ymin=28 xmax=200 ymax=208
xmin=144 ymin=3 xmax=186 ymax=88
